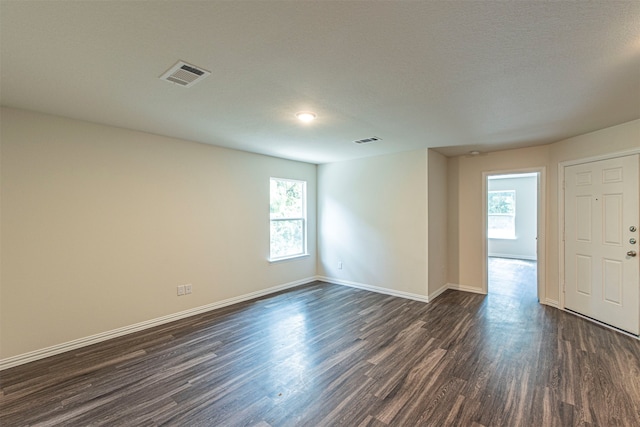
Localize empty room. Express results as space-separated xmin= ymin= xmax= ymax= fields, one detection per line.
xmin=1 ymin=1 xmax=639 ymax=426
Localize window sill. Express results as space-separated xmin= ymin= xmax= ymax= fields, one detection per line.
xmin=268 ymin=254 xmax=310 ymax=264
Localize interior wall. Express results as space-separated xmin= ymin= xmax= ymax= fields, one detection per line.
xmin=427 ymin=149 xmax=449 ymax=296
xmin=450 ymin=118 xmax=640 ymax=304
xmin=0 ymin=107 xmax=317 ymax=360
xmin=453 ymin=145 xmax=549 ymax=294
xmin=317 ymin=149 xmax=428 ymax=298
xmin=487 ymin=175 xmax=537 ymax=260
xmin=447 ymin=157 xmax=460 ymax=285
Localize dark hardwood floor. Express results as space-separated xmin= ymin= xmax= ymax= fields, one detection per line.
xmin=1 ymin=279 xmax=640 ymax=426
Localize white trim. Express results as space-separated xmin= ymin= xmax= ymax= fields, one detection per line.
xmin=487 ymin=236 xmax=517 ymax=241
xmin=482 ymin=167 xmax=546 ymax=304
xmin=536 ymin=169 xmax=547 ymax=304
xmin=557 ymin=147 xmax=640 ymax=311
xmin=428 ymin=283 xmax=485 ymax=301
xmin=0 ymin=277 xmax=316 ymax=371
xmin=428 ymin=283 xmax=449 ymax=301
xmin=544 ymin=299 xmax=560 ymax=308
xmin=559 ymin=147 xmax=640 ymax=168
xmin=558 ymin=161 xmax=566 ymax=310
xmin=318 ymin=276 xmax=489 ymax=303
xmin=488 ymin=172 xmax=538 ymax=180
xmin=488 ymin=253 xmax=537 ymax=261
xmin=447 ymin=283 xmax=486 ymax=295
xmin=268 ymin=253 xmax=311 ymax=263
xmin=317 ymin=276 xmax=429 ymax=303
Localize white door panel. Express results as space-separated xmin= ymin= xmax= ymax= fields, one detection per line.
xmin=564 ymin=154 xmax=639 ymax=335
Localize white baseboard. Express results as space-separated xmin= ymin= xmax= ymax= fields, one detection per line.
xmin=428 ymin=283 xmax=449 ymax=301
xmin=317 ymin=276 xmax=429 ymax=303
xmin=317 ymin=277 xmax=488 ymax=304
xmin=0 ymin=277 xmax=316 ymax=371
xmin=488 ymin=254 xmax=537 ymax=261
xmin=543 ymin=298 xmax=559 ymax=308
xmin=446 ymin=283 xmax=486 ymax=295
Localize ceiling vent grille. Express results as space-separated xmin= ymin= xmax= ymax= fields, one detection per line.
xmin=353 ymin=136 xmax=381 ymax=145
xmin=160 ymin=61 xmax=211 ymax=87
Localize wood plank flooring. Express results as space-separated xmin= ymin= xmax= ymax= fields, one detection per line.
xmin=1 ymin=279 xmax=640 ymax=426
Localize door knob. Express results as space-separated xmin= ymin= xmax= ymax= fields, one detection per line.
xmin=628 ymin=251 xmax=637 ymax=257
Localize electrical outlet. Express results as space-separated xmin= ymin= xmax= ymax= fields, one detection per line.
xmin=338 ymin=261 xmax=343 ymax=270
xmin=177 ymin=285 xmax=185 ymax=296
xmin=185 ymin=284 xmax=192 ymax=294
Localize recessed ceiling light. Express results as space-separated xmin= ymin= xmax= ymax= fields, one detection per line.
xmin=295 ymin=111 xmax=317 ymax=123
xmin=469 ymin=150 xmax=481 ymax=156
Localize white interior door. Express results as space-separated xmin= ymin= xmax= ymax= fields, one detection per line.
xmin=564 ymin=154 xmax=639 ymax=335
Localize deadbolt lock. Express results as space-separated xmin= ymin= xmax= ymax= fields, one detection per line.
xmin=631 ymin=238 xmax=637 ymax=245
xmin=631 ymin=226 xmax=638 ymax=232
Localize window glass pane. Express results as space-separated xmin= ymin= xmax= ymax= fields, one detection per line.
xmin=488 ymin=190 xmax=516 ymax=239
xmin=270 ymin=179 xmax=304 ymax=219
xmin=488 ymin=191 xmax=515 ymax=214
xmin=270 ymin=219 xmax=304 ymax=258
xmin=270 ymin=177 xmax=307 ymax=260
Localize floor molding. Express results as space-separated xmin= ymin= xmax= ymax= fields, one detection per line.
xmin=0 ymin=277 xmax=316 ymax=371
xmin=447 ymin=283 xmax=486 ymax=295
xmin=317 ymin=277 xmax=489 ymax=304
xmin=428 ymin=283 xmax=450 ymax=302
xmin=488 ymin=253 xmax=537 ymax=261
xmin=317 ymin=276 xmax=429 ymax=303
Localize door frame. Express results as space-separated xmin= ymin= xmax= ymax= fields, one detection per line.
xmin=482 ymin=167 xmax=546 ymax=302
xmin=558 ymin=148 xmax=640 ymax=312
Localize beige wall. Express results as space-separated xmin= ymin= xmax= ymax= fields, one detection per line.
xmin=447 ymin=157 xmax=460 ymax=285
xmin=452 ymin=145 xmax=549 ymax=292
xmin=0 ymin=108 xmax=317 ymax=359
xmin=427 ymin=149 xmax=448 ymax=296
xmin=317 ymin=149 xmax=428 ymax=298
xmin=449 ymin=119 xmax=640 ymax=304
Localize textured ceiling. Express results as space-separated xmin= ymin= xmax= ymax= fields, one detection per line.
xmin=1 ymin=1 xmax=639 ymax=163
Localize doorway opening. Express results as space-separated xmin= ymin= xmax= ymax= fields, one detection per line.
xmin=484 ymin=171 xmax=543 ymax=302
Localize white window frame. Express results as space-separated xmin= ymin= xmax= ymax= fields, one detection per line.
xmin=269 ymin=177 xmax=308 ymax=261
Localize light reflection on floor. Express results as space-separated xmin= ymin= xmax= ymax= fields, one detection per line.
xmin=482 ymin=257 xmax=540 ymax=352
xmin=488 ymin=256 xmax=537 ymax=301
xmin=267 ymin=306 xmax=312 ymax=396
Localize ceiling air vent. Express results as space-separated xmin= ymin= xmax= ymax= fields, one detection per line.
xmin=353 ymin=136 xmax=381 ymax=145
xmin=160 ymin=61 xmax=211 ymax=88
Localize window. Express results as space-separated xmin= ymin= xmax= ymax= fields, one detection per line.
xmin=488 ymin=190 xmax=516 ymax=239
xmin=270 ymin=178 xmax=307 ymax=260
